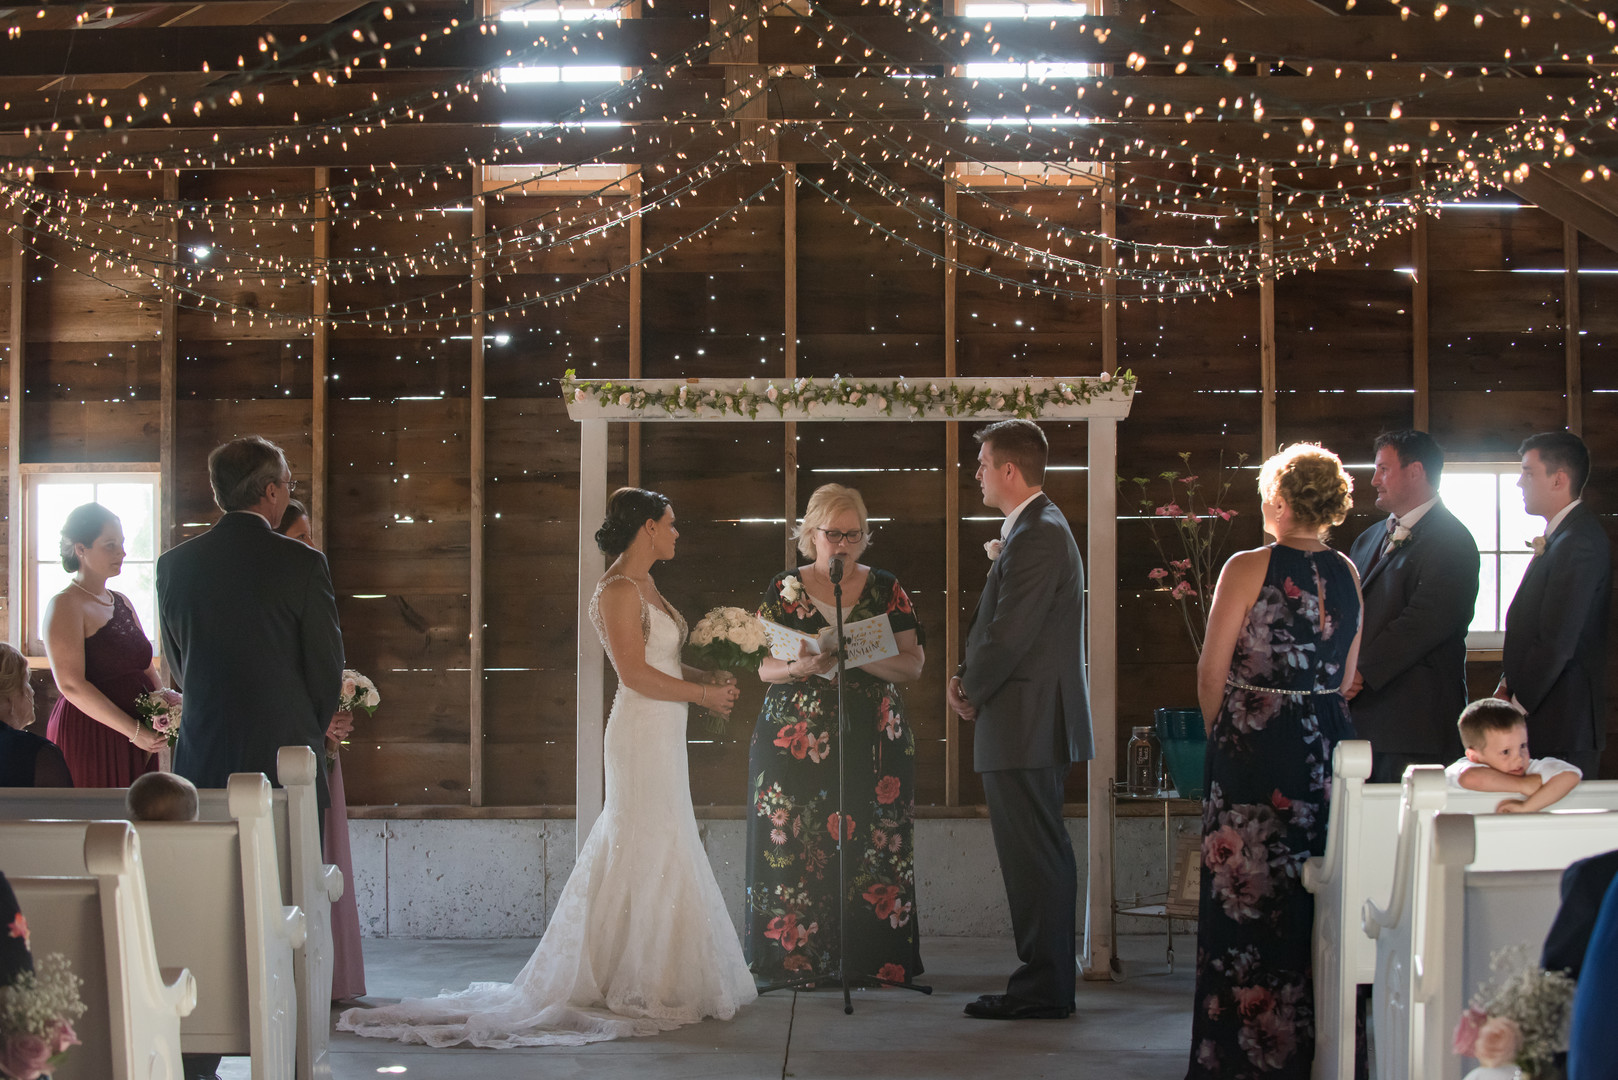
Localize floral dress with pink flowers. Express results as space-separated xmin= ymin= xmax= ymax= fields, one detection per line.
xmin=1188 ymin=544 xmax=1360 ymax=1080
xmin=744 ymin=568 xmax=924 ymax=988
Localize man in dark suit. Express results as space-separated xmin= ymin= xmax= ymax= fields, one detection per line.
xmin=1344 ymin=430 xmax=1480 ymax=783
xmin=1498 ymin=430 xmax=1611 ymax=778
xmin=158 ymin=436 xmax=344 ymax=807
xmin=946 ymin=419 xmax=1091 ymax=1021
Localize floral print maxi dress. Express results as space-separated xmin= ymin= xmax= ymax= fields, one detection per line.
xmin=745 ymin=568 xmax=925 ymax=986
xmin=1188 ymin=544 xmax=1360 ymax=1080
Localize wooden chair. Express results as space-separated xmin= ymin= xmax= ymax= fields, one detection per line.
xmin=4 ymin=820 xmax=196 ymax=1080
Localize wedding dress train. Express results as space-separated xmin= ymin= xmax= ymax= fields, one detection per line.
xmin=337 ymin=577 xmax=757 ymax=1047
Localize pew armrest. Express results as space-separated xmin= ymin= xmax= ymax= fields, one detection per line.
xmin=160 ymin=965 xmax=199 ymax=1018
xmin=283 ymin=905 xmax=307 ymax=950
xmin=323 ymin=863 xmax=345 ymax=903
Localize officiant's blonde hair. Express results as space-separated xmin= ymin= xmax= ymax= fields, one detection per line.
xmin=795 ymin=484 xmax=871 ymax=559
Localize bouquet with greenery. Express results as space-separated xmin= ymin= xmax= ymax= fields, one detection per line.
xmin=133 ymin=688 xmax=183 ymax=748
xmin=338 ymin=670 xmax=381 ymax=717
xmin=1122 ymin=450 xmax=1248 ymax=657
xmin=0 ymin=953 xmax=86 ymax=1080
xmin=1452 ymin=945 xmax=1575 ymax=1078
xmin=686 ymin=606 xmax=769 ymax=733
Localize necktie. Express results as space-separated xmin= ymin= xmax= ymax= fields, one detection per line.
xmin=1367 ymin=517 xmax=1398 ymax=574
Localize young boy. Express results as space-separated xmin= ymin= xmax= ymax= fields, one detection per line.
xmin=1445 ymin=698 xmax=1582 ymax=813
xmin=126 ymin=771 xmax=199 ymax=822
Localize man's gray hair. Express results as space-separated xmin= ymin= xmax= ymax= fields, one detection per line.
xmin=209 ymin=436 xmax=287 ymax=512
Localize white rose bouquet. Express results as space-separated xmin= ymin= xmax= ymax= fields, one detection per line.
xmin=133 ymin=688 xmax=183 ymax=748
xmin=338 ymin=669 xmax=381 ymax=717
xmin=686 ymin=606 xmax=769 ymax=733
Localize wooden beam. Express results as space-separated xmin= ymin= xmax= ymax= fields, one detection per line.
xmin=159 ymin=171 xmax=178 ymax=557
xmin=5 ymin=208 xmax=23 ymax=649
xmin=1412 ymin=189 xmax=1429 ymax=431
xmin=576 ymin=418 xmax=608 ymax=849
xmin=1507 ymin=170 xmax=1618 ymax=257
xmin=470 ymin=170 xmax=487 ymax=808
xmin=627 ymin=169 xmax=642 ymax=488
xmin=943 ymin=176 xmax=960 ymax=809
xmin=1083 ymin=416 xmax=1120 ymax=981
xmin=1260 ymin=165 xmax=1276 ymax=457
xmin=1565 ymin=220 xmax=1582 ymax=436
xmin=311 ymin=165 xmax=330 ymax=548
xmin=783 ymin=163 xmax=798 ymax=572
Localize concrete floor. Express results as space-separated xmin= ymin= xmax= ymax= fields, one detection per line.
xmin=223 ymin=935 xmax=1194 ymax=1080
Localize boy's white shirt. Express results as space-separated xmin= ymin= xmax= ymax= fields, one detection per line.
xmin=1443 ymin=755 xmax=1583 ymax=789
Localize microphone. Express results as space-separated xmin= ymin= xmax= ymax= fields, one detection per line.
xmin=828 ymin=555 xmax=845 ymax=584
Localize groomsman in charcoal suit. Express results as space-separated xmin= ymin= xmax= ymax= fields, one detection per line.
xmin=947 ymin=419 xmax=1091 ymax=1021
xmin=158 ymin=436 xmax=345 ymax=809
xmin=1345 ymin=430 xmax=1480 ymax=783
xmin=1498 ymin=431 xmax=1612 ymax=778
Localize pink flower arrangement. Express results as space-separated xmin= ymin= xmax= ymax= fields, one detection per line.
xmin=1452 ymin=946 xmax=1574 ymax=1076
xmin=0 ymin=955 xmax=86 ymax=1080
xmin=1123 ymin=450 xmax=1249 ymax=657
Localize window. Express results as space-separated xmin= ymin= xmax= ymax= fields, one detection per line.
xmin=959 ymin=2 xmax=1094 ymax=81
xmin=24 ymin=467 xmax=162 ymax=656
xmin=496 ymin=2 xmax=626 ymax=86
xmin=1438 ymin=463 xmax=1539 ymax=651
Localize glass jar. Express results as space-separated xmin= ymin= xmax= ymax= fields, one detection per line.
xmin=1126 ymin=725 xmax=1163 ymax=797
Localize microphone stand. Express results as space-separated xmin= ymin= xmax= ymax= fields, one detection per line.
xmin=756 ymin=554 xmax=932 ymax=1013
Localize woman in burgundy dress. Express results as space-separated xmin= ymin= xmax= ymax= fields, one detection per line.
xmin=279 ymin=499 xmax=367 ymax=1002
xmin=43 ymin=503 xmax=167 ymax=786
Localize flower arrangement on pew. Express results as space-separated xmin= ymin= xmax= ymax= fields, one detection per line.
xmin=1122 ymin=449 xmax=1248 ymax=658
xmin=0 ymin=952 xmax=85 ymax=1080
xmin=132 ymin=688 xmax=183 ymax=747
xmin=1453 ymin=945 xmax=1575 ymax=1079
xmin=686 ymin=607 xmax=769 ymax=734
xmin=332 ymin=669 xmax=381 ymax=763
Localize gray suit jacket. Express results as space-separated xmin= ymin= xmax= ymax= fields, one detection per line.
xmin=961 ymin=493 xmax=1093 ymax=773
xmin=1346 ymin=501 xmax=1479 ymax=757
xmin=1503 ymin=501 xmax=1612 ymax=754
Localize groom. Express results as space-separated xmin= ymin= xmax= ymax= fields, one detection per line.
xmin=947 ymin=418 xmax=1092 ymax=1020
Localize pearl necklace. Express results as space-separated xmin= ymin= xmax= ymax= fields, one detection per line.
xmin=69 ymin=579 xmax=112 ymax=605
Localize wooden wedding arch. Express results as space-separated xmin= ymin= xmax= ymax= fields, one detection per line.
xmin=565 ymin=373 xmax=1136 ymax=977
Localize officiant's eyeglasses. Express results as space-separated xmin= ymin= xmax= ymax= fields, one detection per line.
xmin=818 ymin=527 xmax=864 ymax=544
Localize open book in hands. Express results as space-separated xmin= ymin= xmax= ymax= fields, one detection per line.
xmin=760 ymin=614 xmax=899 ymax=679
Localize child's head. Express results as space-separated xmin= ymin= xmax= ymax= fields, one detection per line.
xmin=126 ymin=772 xmax=199 ymax=822
xmin=1458 ymin=699 xmax=1531 ymax=776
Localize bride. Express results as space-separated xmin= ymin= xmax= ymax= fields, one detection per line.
xmin=338 ymin=487 xmax=757 ymax=1047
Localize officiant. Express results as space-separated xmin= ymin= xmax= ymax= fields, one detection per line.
xmin=744 ymin=483 xmax=927 ymax=989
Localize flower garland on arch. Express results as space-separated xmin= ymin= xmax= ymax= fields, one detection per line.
xmin=561 ymin=369 xmax=1137 ymax=420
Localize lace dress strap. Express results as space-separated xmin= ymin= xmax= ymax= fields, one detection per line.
xmin=588 ymin=575 xmax=653 ymax=665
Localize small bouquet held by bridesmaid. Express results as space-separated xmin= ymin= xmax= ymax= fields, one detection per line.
xmin=1452 ymin=945 xmax=1574 ymax=1078
xmin=338 ymin=670 xmax=381 ymax=716
xmin=0 ymin=952 xmax=86 ymax=1080
xmin=133 ymin=688 xmax=183 ymax=747
xmin=687 ymin=607 xmax=769 ymax=733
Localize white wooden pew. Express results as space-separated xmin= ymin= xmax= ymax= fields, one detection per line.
xmin=1304 ymin=745 xmax=1618 ymax=1080
xmin=1360 ymin=767 xmax=1618 ymax=1080
xmin=5 ymin=820 xmax=195 ymax=1080
xmin=0 ymin=775 xmax=305 ymax=1080
xmin=0 ymin=746 xmax=341 ymax=1080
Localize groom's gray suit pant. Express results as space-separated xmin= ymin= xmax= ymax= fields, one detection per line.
xmin=981 ymin=764 xmax=1077 ymax=1008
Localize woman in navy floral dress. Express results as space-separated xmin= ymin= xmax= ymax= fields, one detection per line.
xmin=1187 ymin=444 xmax=1363 ymax=1080
xmin=745 ymin=484 xmax=926 ymax=987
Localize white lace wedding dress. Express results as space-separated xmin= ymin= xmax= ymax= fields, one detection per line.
xmin=337 ymin=576 xmax=758 ymax=1047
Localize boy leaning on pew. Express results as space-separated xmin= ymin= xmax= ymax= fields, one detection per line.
xmin=1444 ymin=698 xmax=1582 ymax=813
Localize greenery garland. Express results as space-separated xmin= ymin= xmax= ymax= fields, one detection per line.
xmin=561 ymin=369 xmax=1136 ymax=420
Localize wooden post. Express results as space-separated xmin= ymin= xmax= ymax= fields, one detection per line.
xmin=628 ymin=169 xmax=643 ymax=487
xmin=576 ymin=419 xmax=608 ymax=848
xmin=159 ymin=172 xmax=178 ymax=556
xmin=311 ymin=167 xmax=331 ymax=548
xmin=1412 ymin=179 xmax=1430 ymax=432
xmin=783 ymin=164 xmax=798 ymax=570
xmin=1083 ymin=417 xmax=1120 ymax=981
xmin=6 ymin=210 xmax=24 ymax=648
xmin=1259 ymin=167 xmax=1277 ymax=457
xmin=943 ymin=179 xmax=960 ymax=807
xmin=1565 ymin=221 xmax=1582 ymax=436
xmin=469 ymin=171 xmax=488 ymax=807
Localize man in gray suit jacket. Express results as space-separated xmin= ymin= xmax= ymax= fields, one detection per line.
xmin=1345 ymin=430 xmax=1480 ymax=783
xmin=1499 ymin=431 xmax=1611 ymax=777
xmin=947 ymin=419 xmax=1091 ymax=1020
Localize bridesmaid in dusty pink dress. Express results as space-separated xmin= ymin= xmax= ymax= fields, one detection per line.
xmin=43 ymin=504 xmax=168 ymax=786
xmin=278 ymin=500 xmax=367 ymax=1001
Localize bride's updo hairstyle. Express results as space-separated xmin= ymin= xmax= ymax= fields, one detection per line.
xmin=59 ymin=502 xmax=121 ymax=572
xmin=1258 ymin=443 xmax=1354 ymax=533
xmin=596 ymin=487 xmax=672 ymax=557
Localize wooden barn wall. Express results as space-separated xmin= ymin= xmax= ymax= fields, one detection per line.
xmin=7 ymin=165 xmax=1615 ymax=808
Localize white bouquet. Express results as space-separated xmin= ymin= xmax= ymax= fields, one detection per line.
xmin=0 ymin=953 xmax=86 ymax=1080
xmin=686 ymin=607 xmax=769 ymax=734
xmin=338 ymin=669 xmax=381 ymax=717
xmin=133 ymin=688 xmax=183 ymax=748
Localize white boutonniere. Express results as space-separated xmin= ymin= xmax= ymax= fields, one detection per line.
xmin=985 ymin=539 xmax=1004 ymax=562
xmin=780 ymin=575 xmax=804 ymax=603
xmin=1527 ymin=536 xmax=1548 ymax=558
xmin=1389 ymin=524 xmax=1413 ymax=549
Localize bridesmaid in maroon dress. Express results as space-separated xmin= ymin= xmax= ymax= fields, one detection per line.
xmin=279 ymin=499 xmax=367 ymax=1002
xmin=43 ymin=503 xmax=167 ymax=786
